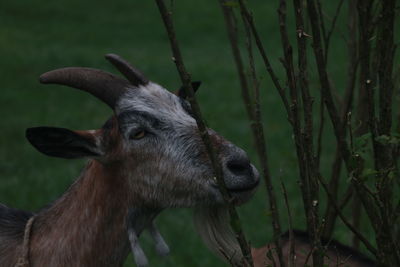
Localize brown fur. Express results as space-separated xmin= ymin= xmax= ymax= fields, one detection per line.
xmin=29 ymin=161 xmax=131 ymax=267
xmin=0 ymin=236 xmax=24 ymax=266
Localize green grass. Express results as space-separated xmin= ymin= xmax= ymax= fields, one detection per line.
xmin=1 ymin=0 xmax=397 ymax=266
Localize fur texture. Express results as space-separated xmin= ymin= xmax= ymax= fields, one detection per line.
xmin=0 ymin=204 xmax=34 ymax=266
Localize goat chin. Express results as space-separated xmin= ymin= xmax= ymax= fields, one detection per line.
xmin=194 ymin=205 xmax=243 ymax=266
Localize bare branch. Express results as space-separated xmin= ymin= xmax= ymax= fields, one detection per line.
xmin=154 ymin=1 xmax=253 ymax=265
xmin=280 ymin=177 xmax=296 ymax=267
xmin=233 ymin=2 xmax=291 ymax=266
xmin=218 ymin=1 xmax=287 ymax=265
xmin=325 ymin=0 xmax=345 ymax=63
xmin=237 ymin=0 xmax=291 ymax=118
xmin=317 ymin=173 xmax=378 ymax=256
xmin=306 ymin=0 xmax=384 ymax=238
xmin=316 ymin=101 xmax=325 ymax=167
xmin=292 ymin=1 xmax=324 ymax=266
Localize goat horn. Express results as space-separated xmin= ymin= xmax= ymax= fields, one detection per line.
xmin=39 ymin=67 xmax=130 ymax=109
xmin=105 ymin=54 xmax=149 ymax=86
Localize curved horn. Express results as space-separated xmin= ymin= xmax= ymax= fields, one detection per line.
xmin=40 ymin=67 xmax=130 ymax=109
xmin=105 ymin=54 xmax=149 ymax=86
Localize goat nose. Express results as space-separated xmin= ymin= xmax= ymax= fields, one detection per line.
xmin=226 ymin=157 xmax=252 ymax=177
xmin=222 ymin=147 xmax=259 ymax=194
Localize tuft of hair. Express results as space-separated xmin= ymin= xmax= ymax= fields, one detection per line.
xmin=194 ymin=205 xmax=243 ymax=266
xmin=0 ymin=203 xmax=34 ymax=240
xmin=0 ymin=203 xmax=34 ymax=265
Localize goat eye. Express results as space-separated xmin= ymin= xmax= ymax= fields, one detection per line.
xmin=130 ymin=130 xmax=146 ymax=140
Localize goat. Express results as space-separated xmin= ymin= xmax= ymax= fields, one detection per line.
xmin=251 ymin=230 xmax=376 ymax=267
xmin=0 ymin=54 xmax=260 ymax=267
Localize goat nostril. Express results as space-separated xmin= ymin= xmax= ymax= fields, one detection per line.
xmin=227 ymin=159 xmax=251 ymax=176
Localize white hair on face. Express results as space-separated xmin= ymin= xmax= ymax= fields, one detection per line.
xmin=116 ymin=83 xmax=254 ymax=263
xmin=116 ymin=83 xmax=195 ymax=126
xmin=114 ymin=82 xmax=219 ymax=208
xmin=194 ymin=206 xmax=243 ymax=265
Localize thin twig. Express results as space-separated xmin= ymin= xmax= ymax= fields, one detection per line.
xmin=280 ymin=176 xmax=296 ymax=267
xmin=154 ymin=1 xmax=253 ymax=265
xmin=218 ymin=1 xmax=287 ymax=266
xmin=352 ymin=195 xmax=362 ymax=249
xmin=303 ymin=246 xmax=315 ymax=267
xmin=306 ymin=0 xmax=350 ymax=164
xmin=307 ymin=0 xmax=382 ymax=236
xmin=314 ymin=0 xmax=357 ymax=239
xmin=325 ymin=0 xmax=345 ymax=46
xmin=316 ymin=0 xmax=327 ymax=51
xmin=318 ymin=173 xmax=378 ymax=256
xmin=324 ymin=0 xmax=345 ymax=64
xmin=322 ymin=50 xmax=357 ymax=236
xmin=237 ymin=0 xmax=291 ymax=119
xmin=292 ymin=1 xmax=324 ymax=266
xmin=238 ymin=3 xmax=286 ymax=267
xmin=277 ymin=0 xmax=311 ymax=227
xmin=374 ymin=4 xmax=397 ymax=264
xmin=394 ymin=199 xmax=400 ymax=224
xmin=234 ymin=1 xmax=285 ymax=267
xmin=316 ymin=100 xmax=325 ymax=167
xmin=338 ymin=186 xmax=354 ymax=210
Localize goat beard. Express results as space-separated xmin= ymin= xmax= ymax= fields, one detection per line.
xmin=193 ymin=205 xmax=243 ymax=266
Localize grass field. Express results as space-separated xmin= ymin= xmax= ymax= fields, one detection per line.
xmin=1 ymin=0 xmax=397 ymax=266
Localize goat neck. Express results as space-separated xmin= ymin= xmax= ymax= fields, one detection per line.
xmin=29 ymin=160 xmax=159 ymax=267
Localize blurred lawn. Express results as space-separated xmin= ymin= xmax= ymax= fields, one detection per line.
xmin=1 ymin=0 xmax=395 ymax=266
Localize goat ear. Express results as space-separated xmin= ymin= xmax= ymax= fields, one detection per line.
xmin=26 ymin=127 xmax=103 ymax=159
xmin=177 ymin=81 xmax=201 ymax=99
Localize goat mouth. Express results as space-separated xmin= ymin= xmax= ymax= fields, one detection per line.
xmin=211 ymin=179 xmax=260 ymax=194
xmin=227 ymin=179 xmax=260 ymax=193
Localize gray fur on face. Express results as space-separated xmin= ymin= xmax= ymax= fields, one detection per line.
xmin=117 ymin=82 xmax=258 ymax=266
xmin=115 ymin=83 xmax=222 ymax=207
